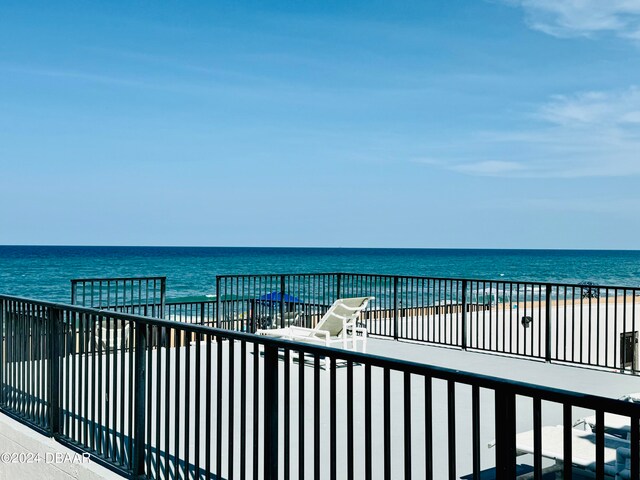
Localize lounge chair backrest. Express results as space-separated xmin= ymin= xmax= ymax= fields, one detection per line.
xmin=314 ymin=297 xmax=372 ymax=337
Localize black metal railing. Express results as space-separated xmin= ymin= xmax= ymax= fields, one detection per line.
xmin=2 ymin=294 xmax=640 ymax=479
xmin=71 ymin=276 xmax=166 ymax=319
xmin=69 ymin=273 xmax=640 ymax=374
xmin=216 ymin=273 xmax=640 ymax=373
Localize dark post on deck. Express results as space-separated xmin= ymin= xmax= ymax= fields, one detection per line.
xmin=133 ymin=321 xmax=148 ymax=478
xmin=264 ymin=344 xmax=279 ymax=480
xmin=48 ymin=306 xmax=61 ymax=436
xmin=494 ymin=387 xmax=517 ymax=480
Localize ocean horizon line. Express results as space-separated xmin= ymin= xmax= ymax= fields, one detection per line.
xmin=2 ymin=244 xmax=640 ymax=253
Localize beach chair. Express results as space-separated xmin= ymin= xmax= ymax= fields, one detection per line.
xmin=258 ymin=309 xmax=304 ymax=330
xmin=93 ymin=319 xmax=131 ymax=351
xmin=574 ymin=393 xmax=640 ymax=440
xmin=256 ymin=296 xmax=373 ymax=351
xmin=490 ymin=425 xmax=630 ymax=479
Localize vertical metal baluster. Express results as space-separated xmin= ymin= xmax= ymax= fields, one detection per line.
xmin=596 ymin=410 xmax=604 ymax=479
xmin=563 ymin=404 xmax=572 ymax=479
xmin=164 ymin=327 xmax=171 ymax=480
xmin=580 ymin=286 xmax=584 ymax=365
xmin=495 ymin=387 xmax=516 ymax=480
xmin=605 ymin=289 xmax=609 ymax=367
xmin=633 ymin=290 xmax=637 ymax=372
xmin=184 ymin=327 xmax=192 ymax=478
xmin=284 ymin=348 xmax=290 ymax=480
xmin=174 ymin=328 xmax=181 ymax=480
xmin=364 ymin=363 xmax=372 ymax=480
xmin=132 ymin=321 xmax=147 ymax=478
xmin=347 ymin=359 xmax=354 ymax=480
xmin=588 ymin=290 xmax=593 ymax=366
xmin=555 ymin=286 xmax=560 ymax=361
xmin=597 ymin=287 xmax=601 ymax=367
xmin=631 ymin=412 xmax=639 ymax=480
xmin=145 ymin=325 xmax=152 ymax=473
xmin=425 ymin=376 xmax=433 ymax=479
xmin=533 ymin=397 xmax=542 ymax=480
xmin=263 ymin=342 xmax=279 ymax=480
xmin=404 ymin=371 xmax=412 ymax=479
xmin=216 ymin=335 xmax=223 ymax=479
xmin=447 ymin=380 xmax=456 ymax=480
xmin=194 ymin=331 xmax=201 ymax=478
xmin=382 ymin=367 xmax=391 ymax=479
xmin=239 ymin=339 xmax=247 ymax=480
xmin=84 ymin=313 xmax=90 ymax=448
xmin=330 ymin=354 xmax=337 ymax=480
xmin=299 ymin=349 xmax=305 ymax=480
xmin=228 ymin=338 xmax=235 ymax=479
xmin=204 ymin=332 xmax=212 ymax=480
xmin=614 ymin=289 xmax=618 ymax=369
xmin=502 ymin=283 xmax=506 ymax=353
xmin=472 ymin=385 xmax=480 ymax=480
xmin=314 ymin=355 xmax=320 ymax=480
xmin=253 ymin=343 xmax=259 ymax=480
xmin=509 ymin=283 xmax=513 ymax=354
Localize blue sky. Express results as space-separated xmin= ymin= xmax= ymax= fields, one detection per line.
xmin=1 ymin=1 xmax=639 ymax=248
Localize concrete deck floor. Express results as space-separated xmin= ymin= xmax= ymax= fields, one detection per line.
xmin=52 ymin=336 xmax=640 ymax=480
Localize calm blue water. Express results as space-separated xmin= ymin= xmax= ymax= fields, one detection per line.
xmin=1 ymin=246 xmax=639 ymax=302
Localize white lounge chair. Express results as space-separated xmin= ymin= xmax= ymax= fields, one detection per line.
xmin=256 ymin=296 xmax=373 ymax=351
xmin=93 ymin=319 xmax=131 ymax=351
xmin=574 ymin=394 xmax=640 ymax=440
xmin=492 ymin=425 xmax=629 ymax=479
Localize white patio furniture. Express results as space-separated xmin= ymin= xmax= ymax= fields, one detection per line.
xmin=256 ymin=296 xmax=373 ymax=351
xmin=491 ymin=425 xmax=630 ymax=479
xmin=93 ymin=319 xmax=131 ymax=351
xmin=574 ymin=393 xmax=640 ymax=440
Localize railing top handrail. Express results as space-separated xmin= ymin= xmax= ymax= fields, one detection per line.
xmin=2 ymin=293 xmax=640 ymax=416
xmin=216 ymin=272 xmax=640 ymax=292
xmin=71 ymin=275 xmax=167 ymax=284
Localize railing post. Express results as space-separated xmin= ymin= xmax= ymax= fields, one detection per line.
xmin=199 ymin=302 xmax=206 ymax=325
xmin=280 ymin=275 xmax=286 ymax=329
xmin=264 ymin=343 xmax=279 ymax=480
xmin=160 ymin=277 xmax=167 ymax=319
xmin=249 ymin=299 xmax=256 ymax=333
xmin=494 ymin=387 xmax=516 ymax=480
xmin=545 ymin=284 xmax=552 ymax=362
xmin=336 ymin=273 xmax=342 ymax=300
xmin=215 ymin=277 xmax=221 ymax=328
xmin=133 ymin=321 xmax=147 ymax=478
xmin=461 ymin=280 xmax=468 ymax=350
xmin=393 ymin=276 xmax=399 ymax=341
xmin=48 ymin=306 xmax=61 ymax=436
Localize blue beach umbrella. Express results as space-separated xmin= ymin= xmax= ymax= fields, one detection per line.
xmin=258 ymin=292 xmax=301 ymax=303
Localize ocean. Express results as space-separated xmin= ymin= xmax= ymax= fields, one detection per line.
xmin=1 ymin=246 xmax=639 ymax=303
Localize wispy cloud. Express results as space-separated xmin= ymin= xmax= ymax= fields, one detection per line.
xmin=419 ymin=86 xmax=640 ymax=178
xmin=539 ymin=87 xmax=640 ymax=126
xmin=524 ymin=197 xmax=640 ymax=214
xmin=450 ymin=160 xmax=526 ymax=176
xmin=503 ymin=0 xmax=640 ymax=39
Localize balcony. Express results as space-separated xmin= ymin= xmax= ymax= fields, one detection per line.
xmin=2 ymin=272 xmax=640 ymax=479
